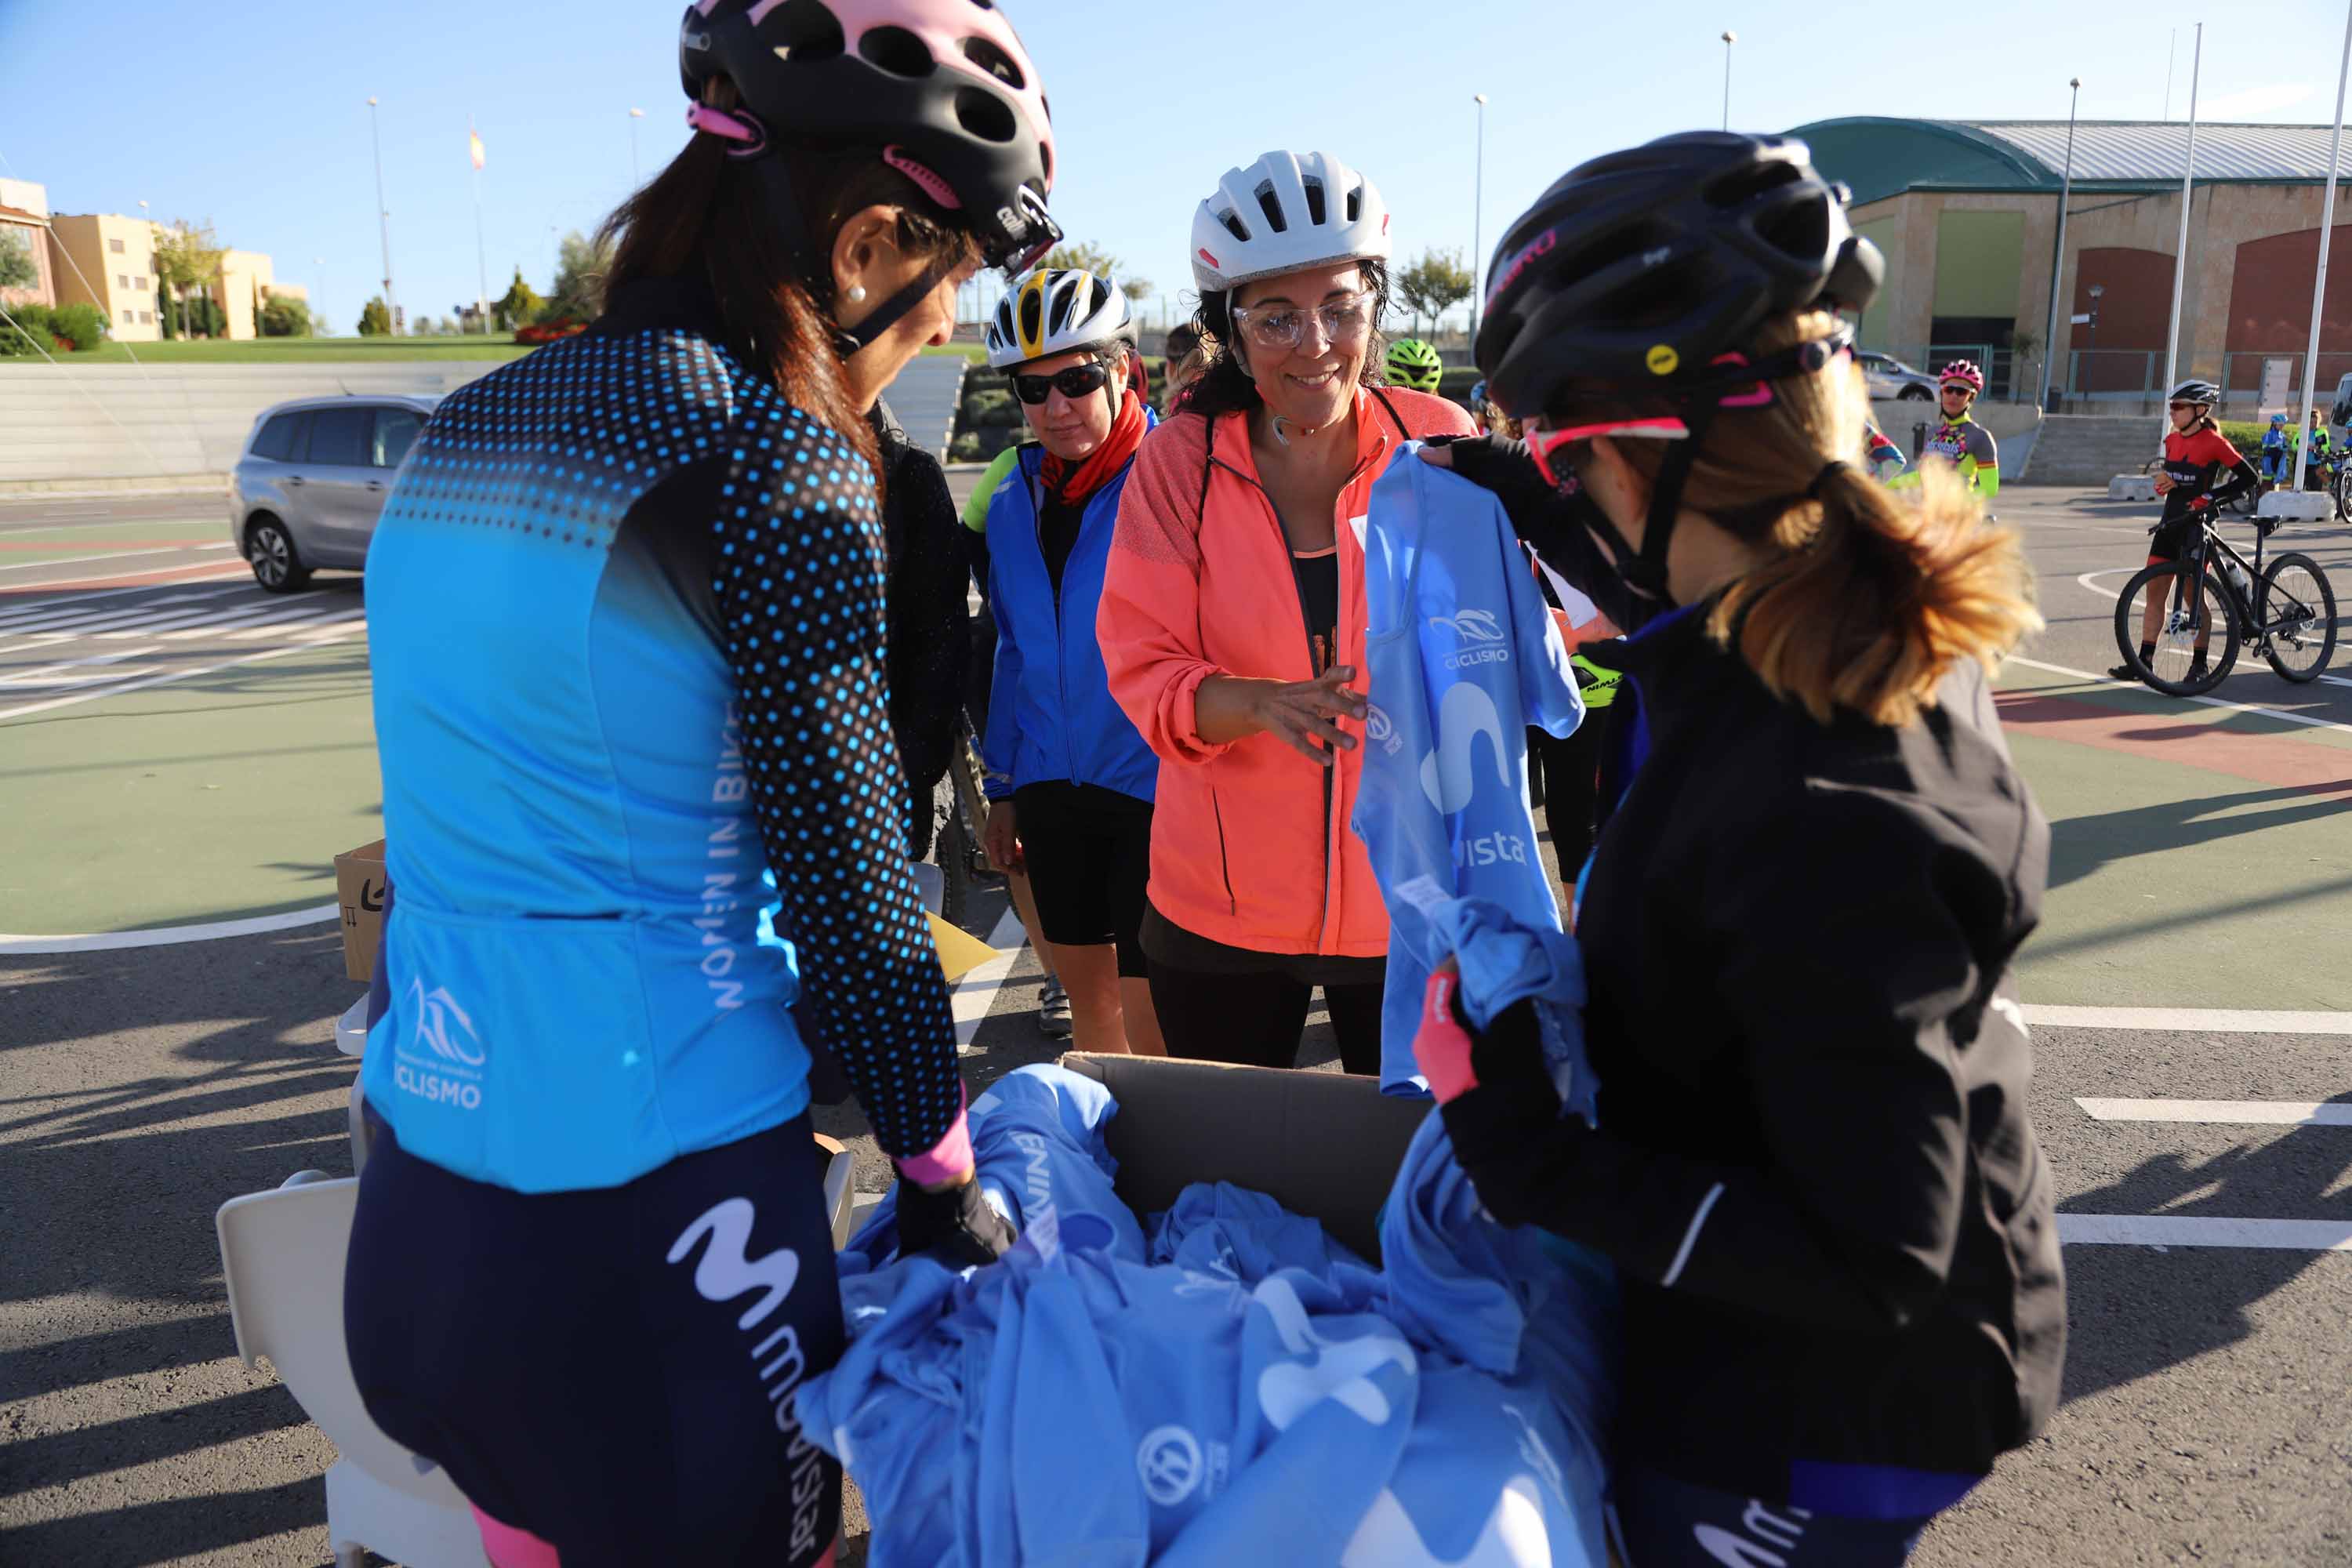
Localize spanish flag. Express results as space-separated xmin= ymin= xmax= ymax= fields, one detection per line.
xmin=468 ymin=124 xmax=485 ymax=171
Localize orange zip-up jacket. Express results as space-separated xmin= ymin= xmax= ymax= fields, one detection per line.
xmin=1098 ymin=386 xmax=1475 ymax=957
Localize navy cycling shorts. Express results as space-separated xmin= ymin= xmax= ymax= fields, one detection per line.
xmin=1608 ymin=1465 xmax=1973 ymax=1566
xmin=346 ymin=1109 xmax=844 ymax=1568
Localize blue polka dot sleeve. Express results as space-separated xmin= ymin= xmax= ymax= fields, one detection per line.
xmin=709 ymin=407 xmax=965 ymax=1162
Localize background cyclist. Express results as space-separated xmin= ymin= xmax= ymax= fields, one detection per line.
xmin=342 ymin=2 xmax=1051 ymax=1561
xmin=1098 ymin=150 xmax=1474 ymax=1075
xmin=2112 ymin=379 xmax=2260 ymax=684
xmin=1385 ymin=336 xmax=1445 ymax=396
xmin=977 ymin=268 xmax=1165 ymax=1055
xmin=1889 ymin=359 xmax=1998 ymax=499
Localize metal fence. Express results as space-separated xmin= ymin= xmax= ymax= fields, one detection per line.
xmin=2052 ymin=350 xmax=2352 ymax=418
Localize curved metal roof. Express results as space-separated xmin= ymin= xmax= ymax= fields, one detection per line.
xmin=1790 ymin=116 xmax=2352 ymax=206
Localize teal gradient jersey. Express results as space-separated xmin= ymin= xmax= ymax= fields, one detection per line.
xmin=361 ymin=280 xmax=964 ymax=1192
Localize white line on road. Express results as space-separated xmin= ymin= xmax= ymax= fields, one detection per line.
xmin=0 ymin=621 xmax=368 ymax=722
xmin=2005 ymin=655 xmax=2352 ymax=738
xmin=2077 ymin=1098 xmax=2352 ymax=1126
xmin=0 ymin=905 xmax=339 ymax=953
xmin=2071 ymin=570 xmax=2352 ymax=688
xmin=0 ymin=561 xmax=249 ymax=594
xmin=0 ymin=646 xmax=162 ymax=688
xmin=2024 ymin=1004 xmax=2352 ymax=1035
xmin=0 ymin=543 xmax=234 ymax=574
xmin=2056 ymin=1214 xmax=2352 ymax=1250
xmin=952 ymin=906 xmax=1026 ymax=1053
xmin=92 ymin=604 xmax=276 ymax=639
xmin=223 ymin=608 xmax=361 ymax=641
xmin=0 ymin=583 xmax=244 ymax=628
xmin=155 ymin=601 xmax=333 ymax=640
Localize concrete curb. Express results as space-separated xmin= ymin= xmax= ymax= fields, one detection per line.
xmin=0 ymin=474 xmax=227 ymax=498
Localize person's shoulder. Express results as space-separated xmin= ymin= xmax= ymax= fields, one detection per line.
xmin=1133 ymin=406 xmax=1214 ymax=475
xmin=1377 ymin=386 xmax=1479 ymax=438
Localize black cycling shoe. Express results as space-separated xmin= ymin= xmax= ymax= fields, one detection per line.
xmin=2107 ymin=662 xmax=2142 ymax=681
xmin=2186 ymin=657 xmax=2210 ymax=685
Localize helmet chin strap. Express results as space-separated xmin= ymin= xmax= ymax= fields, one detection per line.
xmin=1610 ymin=405 xmax=1714 ymax=622
xmin=739 ymin=143 xmax=956 ymax=360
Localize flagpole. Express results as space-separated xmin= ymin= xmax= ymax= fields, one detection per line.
xmin=2158 ymin=23 xmax=2202 ymax=430
xmin=470 ymin=119 xmax=490 ymax=336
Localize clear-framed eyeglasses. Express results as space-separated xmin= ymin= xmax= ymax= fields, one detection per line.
xmin=1229 ymin=289 xmax=1376 ymax=353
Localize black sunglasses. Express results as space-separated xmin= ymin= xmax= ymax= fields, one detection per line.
xmin=1011 ymin=362 xmax=1112 ymax=405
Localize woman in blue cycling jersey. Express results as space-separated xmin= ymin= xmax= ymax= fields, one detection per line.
xmin=341 ymin=2 xmax=1058 ymax=1564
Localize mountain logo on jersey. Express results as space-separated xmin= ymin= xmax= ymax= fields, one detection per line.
xmin=407 ymin=978 xmax=485 ymax=1066
xmin=1428 ymin=608 xmax=1506 ymax=644
xmin=1418 ymin=682 xmax=1513 ymax=815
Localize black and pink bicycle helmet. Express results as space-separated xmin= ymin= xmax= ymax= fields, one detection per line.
xmin=678 ymin=0 xmax=1060 ymax=286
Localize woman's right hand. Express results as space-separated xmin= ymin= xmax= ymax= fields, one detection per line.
xmin=1247 ymin=665 xmax=1367 ymax=767
xmin=982 ymin=798 xmax=1022 ymax=874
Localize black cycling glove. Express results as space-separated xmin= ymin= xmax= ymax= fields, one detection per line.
xmin=894 ymin=1172 xmax=1018 ymax=1267
xmin=1423 ymin=434 xmax=1651 ymax=633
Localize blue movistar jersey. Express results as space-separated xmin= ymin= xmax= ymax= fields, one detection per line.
xmin=361 ymin=276 xmax=964 ymax=1192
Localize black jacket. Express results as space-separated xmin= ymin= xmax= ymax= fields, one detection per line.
xmin=1442 ymin=604 xmax=2066 ymax=1497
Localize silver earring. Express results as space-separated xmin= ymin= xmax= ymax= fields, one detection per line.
xmin=846 ymin=285 xmax=868 ymax=305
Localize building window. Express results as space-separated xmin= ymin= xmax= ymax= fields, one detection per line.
xmin=132 ymin=275 xmax=146 ymax=290
xmin=118 ymin=274 xmax=130 ymax=289
xmin=140 ymin=310 xmax=154 ymax=325
xmin=109 ymin=238 xmax=126 ymax=254
xmin=122 ymin=308 xmax=135 ymax=325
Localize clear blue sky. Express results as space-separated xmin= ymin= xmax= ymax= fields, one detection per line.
xmin=2 ymin=0 xmax=2344 ymax=336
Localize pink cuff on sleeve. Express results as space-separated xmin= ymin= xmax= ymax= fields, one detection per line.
xmin=893 ymin=1082 xmax=975 ymax=1187
xmin=1413 ymin=971 xmax=1479 ymax=1105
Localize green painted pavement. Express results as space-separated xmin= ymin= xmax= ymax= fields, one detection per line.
xmin=0 ymin=639 xmax=379 ymax=934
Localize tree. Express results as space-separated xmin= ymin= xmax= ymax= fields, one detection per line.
xmin=260 ymin=294 xmax=313 ymax=337
xmin=1393 ymin=247 xmax=1475 ymax=339
xmin=358 ymin=296 xmax=392 ymax=336
xmin=0 ymin=229 xmax=37 ymax=292
xmin=1038 ymin=242 xmax=1120 ymax=280
xmin=1120 ymin=276 xmax=1152 ymax=306
xmin=546 ymin=230 xmax=612 ymax=325
xmin=151 ymin=219 xmax=227 ymax=339
xmin=494 ymin=267 xmax=545 ymax=330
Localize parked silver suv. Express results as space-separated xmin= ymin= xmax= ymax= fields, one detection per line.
xmin=229 ymin=395 xmax=437 ymax=592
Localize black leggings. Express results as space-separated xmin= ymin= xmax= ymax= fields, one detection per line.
xmin=346 ymin=1110 xmax=844 ymax=1568
xmin=1148 ymin=962 xmax=1385 ymax=1076
xmin=1610 ymin=1468 xmax=1951 ymax=1566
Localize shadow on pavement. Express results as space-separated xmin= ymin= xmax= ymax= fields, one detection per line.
xmin=2046 ymin=782 xmax=2352 ymax=889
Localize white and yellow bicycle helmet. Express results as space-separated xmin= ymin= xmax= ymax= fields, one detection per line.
xmin=985 ymin=268 xmax=1135 ymax=368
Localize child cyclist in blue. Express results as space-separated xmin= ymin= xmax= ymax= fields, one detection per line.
xmin=2260 ymin=412 xmax=2290 ymax=484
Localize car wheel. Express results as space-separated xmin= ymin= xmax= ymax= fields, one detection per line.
xmin=1898 ymin=386 xmax=1932 ymax=401
xmin=244 ymin=516 xmax=311 ymax=593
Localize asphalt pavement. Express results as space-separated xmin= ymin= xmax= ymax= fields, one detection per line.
xmin=1 ymin=483 xmax=2347 ymax=1566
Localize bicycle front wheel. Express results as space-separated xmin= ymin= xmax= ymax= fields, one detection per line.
xmin=2114 ymin=559 xmax=2240 ymax=695
xmin=2257 ymin=552 xmax=2339 ymax=683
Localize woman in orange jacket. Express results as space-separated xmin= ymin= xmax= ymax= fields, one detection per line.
xmin=1098 ymin=150 xmax=1474 ymax=1073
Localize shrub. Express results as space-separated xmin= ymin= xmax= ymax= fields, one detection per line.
xmin=49 ymin=301 xmax=107 ymax=351
xmin=0 ymin=306 xmax=57 ymax=357
xmin=260 ymin=295 xmax=312 ymax=337
xmin=358 ymin=297 xmax=392 ymax=336
xmin=964 ymin=387 xmax=1018 ymax=428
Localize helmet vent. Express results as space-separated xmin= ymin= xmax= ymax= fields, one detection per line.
xmin=1342 ymin=180 xmax=1363 ymax=223
xmin=1704 ymin=160 xmax=1800 ymax=210
xmin=1302 ymin=178 xmax=1326 ymax=227
xmin=1757 ymin=199 xmax=1828 ymax=263
xmin=1253 ymin=183 xmax=1289 ymax=234
xmin=953 ymin=85 xmax=1016 ymax=143
xmin=757 ymin=0 xmax=844 ymax=62
xmin=960 ymin=34 xmax=1025 ymax=89
xmin=1215 ymin=206 xmax=1251 ymax=244
xmin=1019 ymin=286 xmax=1044 ymax=345
xmin=860 ymin=24 xmax=935 ymax=77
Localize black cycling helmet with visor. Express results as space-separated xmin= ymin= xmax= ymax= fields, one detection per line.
xmin=1475 ymin=132 xmax=1883 ymax=623
xmin=677 ymin=0 xmax=1061 ymax=354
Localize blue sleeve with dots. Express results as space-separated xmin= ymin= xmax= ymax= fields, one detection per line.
xmin=708 ymin=408 xmax=965 ymax=1162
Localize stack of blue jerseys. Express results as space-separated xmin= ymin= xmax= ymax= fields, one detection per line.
xmin=800 ymin=1064 xmax=1619 ymax=1566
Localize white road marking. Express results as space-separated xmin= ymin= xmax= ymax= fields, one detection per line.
xmin=0 ymin=583 xmax=243 ymax=628
xmin=951 ymin=906 xmax=1026 ymax=1054
xmin=0 ymin=543 xmax=235 ymax=573
xmin=156 ymin=601 xmax=338 ymax=640
xmin=0 ymin=905 xmax=340 ymax=953
xmin=0 ymin=561 xmax=249 ymax=594
xmin=2004 ymin=655 xmax=2352 ymax=738
xmin=0 ymin=620 xmax=368 ymax=722
xmin=2073 ymin=566 xmax=2352 ymax=687
xmin=2024 ymin=1004 xmax=2352 ymax=1035
xmin=223 ymin=608 xmax=361 ymax=641
xmin=1 ymin=604 xmax=195 ymax=642
xmin=0 ymin=647 xmax=162 ymax=688
xmin=2078 ymin=1098 xmax=2352 ymax=1126
xmin=93 ymin=605 xmax=274 ymax=639
xmin=2056 ymin=1214 xmax=2352 ymax=1251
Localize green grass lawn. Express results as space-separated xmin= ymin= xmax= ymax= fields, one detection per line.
xmin=39 ymin=336 xmax=538 ymax=365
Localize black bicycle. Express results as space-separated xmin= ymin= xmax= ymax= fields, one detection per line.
xmin=2113 ymin=510 xmax=2338 ymax=695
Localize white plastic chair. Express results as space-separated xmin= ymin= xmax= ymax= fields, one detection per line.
xmin=215 ymin=1172 xmax=492 ymax=1568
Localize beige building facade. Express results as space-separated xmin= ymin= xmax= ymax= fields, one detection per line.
xmin=49 ymin=212 xmax=163 ymax=342
xmin=0 ymin=177 xmax=57 ymax=314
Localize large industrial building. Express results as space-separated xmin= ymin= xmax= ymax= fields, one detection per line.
xmin=1791 ymin=117 xmax=2352 ymax=416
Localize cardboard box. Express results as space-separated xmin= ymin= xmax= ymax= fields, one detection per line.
xmin=334 ymin=839 xmax=387 ymax=984
xmin=1058 ymin=1052 xmax=1431 ymax=1265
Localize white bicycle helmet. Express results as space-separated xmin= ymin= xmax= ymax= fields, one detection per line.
xmin=985 ymin=268 xmax=1135 ymax=368
xmin=1189 ymin=151 xmax=1392 ymax=295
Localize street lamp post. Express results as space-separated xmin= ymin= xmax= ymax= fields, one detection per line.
xmin=1470 ymin=93 xmax=1487 ymax=350
xmin=629 ymin=107 xmax=646 ymax=189
xmin=367 ymin=96 xmax=400 ymax=336
xmin=1722 ymin=31 xmax=1737 ymax=131
xmin=2288 ymin=0 xmax=2352 ymax=494
xmin=2038 ymin=78 xmax=2082 ymax=413
xmin=314 ymin=256 xmax=325 ymax=337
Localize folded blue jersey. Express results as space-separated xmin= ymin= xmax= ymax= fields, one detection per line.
xmin=1356 ymin=448 xmax=1585 ymax=1096
xmin=1431 ymin=896 xmax=1599 ymax=1128
xmin=800 ymin=1067 xmax=1619 ymax=1567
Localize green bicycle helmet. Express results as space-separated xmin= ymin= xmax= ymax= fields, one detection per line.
xmin=1385 ymin=337 xmax=1444 ymax=394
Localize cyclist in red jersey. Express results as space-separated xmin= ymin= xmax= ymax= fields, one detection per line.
xmin=2111 ymin=379 xmax=2261 ymax=681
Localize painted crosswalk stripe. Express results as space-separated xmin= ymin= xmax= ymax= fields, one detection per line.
xmin=2 ymin=604 xmax=193 ymax=641
xmin=155 ymin=601 xmax=328 ymax=641
xmin=2077 ymin=1098 xmax=2352 ymax=1126
xmin=0 ymin=583 xmax=245 ymax=630
xmin=224 ymin=608 xmax=362 ymax=641
xmin=0 ymin=620 xmax=368 ymax=722
xmin=0 ymin=647 xmax=163 ymax=688
xmin=2022 ymin=1004 xmax=2352 ymax=1036
xmin=94 ymin=605 xmax=277 ymax=639
xmin=2056 ymin=1215 xmax=2352 ymax=1250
